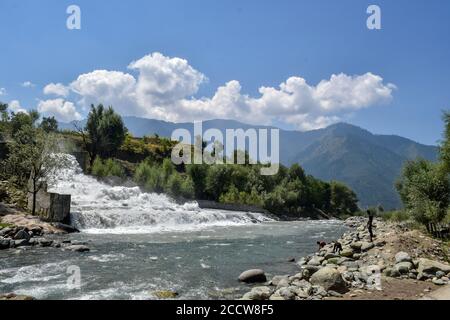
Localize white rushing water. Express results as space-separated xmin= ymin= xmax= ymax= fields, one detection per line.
xmin=48 ymin=154 xmax=272 ymax=234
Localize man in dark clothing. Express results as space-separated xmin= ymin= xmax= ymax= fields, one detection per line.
xmin=367 ymin=209 xmax=375 ymax=242
xmin=333 ymin=241 xmax=342 ymax=254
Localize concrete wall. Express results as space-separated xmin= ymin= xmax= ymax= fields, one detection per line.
xmin=28 ymin=189 xmax=71 ymax=224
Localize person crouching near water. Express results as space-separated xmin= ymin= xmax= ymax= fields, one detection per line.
xmin=317 ymin=241 xmax=326 ymax=250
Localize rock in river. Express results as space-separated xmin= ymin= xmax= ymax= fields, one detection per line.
xmin=65 ymin=245 xmax=90 ymax=252
xmin=13 ymin=229 xmax=30 ymax=241
xmin=238 ymin=269 xmax=267 ymax=283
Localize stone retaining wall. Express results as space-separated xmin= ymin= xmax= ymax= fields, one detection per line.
xmin=28 ymin=189 xmax=71 ymax=224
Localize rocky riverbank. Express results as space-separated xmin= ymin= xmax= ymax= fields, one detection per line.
xmin=241 ymin=217 xmax=450 ymax=300
xmin=0 ymin=203 xmax=86 ymax=252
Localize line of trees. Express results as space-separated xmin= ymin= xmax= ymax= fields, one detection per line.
xmin=1 ymin=101 xmax=360 ymax=219
xmin=131 ymin=149 xmax=359 ymax=218
xmin=76 ymin=104 xmax=359 ymax=218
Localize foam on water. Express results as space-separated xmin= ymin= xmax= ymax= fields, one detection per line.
xmin=48 ymin=154 xmax=272 ymax=234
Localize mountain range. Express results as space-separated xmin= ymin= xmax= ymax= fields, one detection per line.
xmin=59 ymin=117 xmax=438 ymax=209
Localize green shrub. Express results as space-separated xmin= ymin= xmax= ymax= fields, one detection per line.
xmin=381 ymin=210 xmax=410 ymax=222
xmin=166 ymin=173 xmax=183 ymax=197
xmin=91 ymin=158 xmax=125 ymax=178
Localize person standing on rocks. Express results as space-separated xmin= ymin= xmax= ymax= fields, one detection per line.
xmin=332 ymin=241 xmax=342 ymax=254
xmin=367 ymin=209 xmax=375 ymax=242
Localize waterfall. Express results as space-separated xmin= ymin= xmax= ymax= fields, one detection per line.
xmin=48 ymin=154 xmax=272 ymax=234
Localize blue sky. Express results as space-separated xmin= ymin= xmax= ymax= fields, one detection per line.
xmin=0 ymin=0 xmax=449 ymax=145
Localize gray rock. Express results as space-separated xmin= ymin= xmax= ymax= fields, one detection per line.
xmin=276 ymin=287 xmax=296 ymax=300
xmin=328 ymin=290 xmax=343 ymax=297
xmin=296 ymin=257 xmax=307 ymax=266
xmin=389 ymin=268 xmax=401 ymax=278
xmin=13 ymin=229 xmax=30 ymax=241
xmin=0 ymin=238 xmax=11 ymax=250
xmin=276 ymin=278 xmax=291 ymax=289
xmin=417 ymin=258 xmax=450 ymax=279
xmin=291 ymin=279 xmax=312 ymax=293
xmin=361 ymin=242 xmax=375 ymax=252
xmin=432 ymin=278 xmax=446 ymax=285
xmin=395 ymin=252 xmax=412 ymax=264
xmin=38 ymin=239 xmax=53 ymax=247
xmin=242 ymin=286 xmax=272 ymax=300
xmin=436 ymin=271 xmax=445 ymax=279
xmin=312 ymin=285 xmax=328 ymax=297
xmin=14 ymin=239 xmax=30 ymax=247
xmin=0 ymin=227 xmax=13 ymax=237
xmin=238 ymin=269 xmax=267 ymax=283
xmin=71 ymin=240 xmax=87 ymax=245
xmin=309 ymin=267 xmax=348 ymax=293
xmin=350 ymin=242 xmax=362 ymax=251
xmin=340 ymin=248 xmax=354 ymax=258
xmin=324 ymin=252 xmax=340 ymax=260
xmin=394 ymin=262 xmax=413 ymax=274
xmin=65 ymin=245 xmax=90 ymax=252
xmin=308 ymin=256 xmax=325 ymax=266
xmin=269 ymin=275 xmax=289 ymax=286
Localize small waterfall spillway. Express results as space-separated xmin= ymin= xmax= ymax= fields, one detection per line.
xmin=48 ymin=154 xmax=273 ymax=234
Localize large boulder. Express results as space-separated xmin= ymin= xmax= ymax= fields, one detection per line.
xmin=242 ymin=286 xmax=272 ymax=300
xmin=350 ymin=242 xmax=362 ymax=251
xmin=361 ymin=242 xmax=375 ymax=252
xmin=0 ymin=227 xmax=13 ymax=237
xmin=0 ymin=238 xmax=11 ymax=250
xmin=394 ymin=262 xmax=413 ymax=275
xmin=395 ymin=252 xmax=412 ymax=264
xmin=340 ymin=248 xmax=354 ymax=258
xmin=309 ymin=267 xmax=348 ymax=293
xmin=13 ymin=229 xmax=30 ymax=241
xmin=308 ymin=256 xmax=325 ymax=266
xmin=238 ymin=269 xmax=267 ymax=283
xmin=417 ymin=258 xmax=450 ymax=279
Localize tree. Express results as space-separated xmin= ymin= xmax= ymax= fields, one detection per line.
xmin=4 ymin=127 xmax=65 ymax=215
xmin=40 ymin=116 xmax=58 ymax=133
xmin=10 ymin=112 xmax=34 ymax=136
xmin=0 ymin=102 xmax=8 ymax=122
xmin=77 ymin=104 xmax=127 ymax=166
xmin=186 ymin=164 xmax=209 ymax=198
xmin=396 ymin=159 xmax=449 ymax=225
xmin=440 ymin=111 xmax=450 ymax=172
xmin=0 ymin=102 xmax=9 ymax=141
xmin=329 ymin=181 xmax=359 ymax=216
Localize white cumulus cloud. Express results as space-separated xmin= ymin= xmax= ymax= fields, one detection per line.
xmin=43 ymin=83 xmax=70 ymax=97
xmin=0 ymin=88 xmax=6 ymax=96
xmin=21 ymin=81 xmax=35 ymax=88
xmin=40 ymin=52 xmax=396 ymax=130
xmin=8 ymin=100 xmax=28 ymax=114
xmin=37 ymin=99 xmax=82 ymax=122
